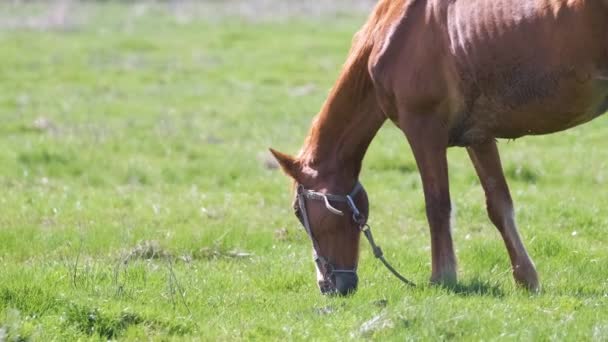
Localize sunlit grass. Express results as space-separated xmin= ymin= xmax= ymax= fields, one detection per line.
xmin=0 ymin=1 xmax=607 ymax=340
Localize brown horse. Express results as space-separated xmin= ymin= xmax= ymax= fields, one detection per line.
xmin=271 ymin=0 xmax=608 ymax=295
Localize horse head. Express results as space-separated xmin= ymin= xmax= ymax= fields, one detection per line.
xmin=270 ymin=148 xmax=369 ymax=295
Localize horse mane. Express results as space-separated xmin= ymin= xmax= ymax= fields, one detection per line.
xmin=298 ymin=0 xmax=403 ymax=165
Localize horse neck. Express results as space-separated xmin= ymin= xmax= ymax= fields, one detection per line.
xmin=297 ymin=4 xmax=392 ymax=186
xmin=298 ymin=77 xmax=385 ymax=184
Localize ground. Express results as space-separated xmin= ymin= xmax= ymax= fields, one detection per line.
xmin=0 ymin=1 xmax=607 ymax=340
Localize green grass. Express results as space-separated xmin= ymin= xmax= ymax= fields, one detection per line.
xmin=0 ymin=1 xmax=607 ymax=340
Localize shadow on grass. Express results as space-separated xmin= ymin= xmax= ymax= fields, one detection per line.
xmin=440 ymin=279 xmax=505 ymax=298
xmin=556 ymin=286 xmax=608 ymax=299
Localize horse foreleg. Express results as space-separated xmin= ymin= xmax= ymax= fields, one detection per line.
xmin=400 ymin=114 xmax=457 ymax=286
xmin=467 ymin=141 xmax=540 ymax=291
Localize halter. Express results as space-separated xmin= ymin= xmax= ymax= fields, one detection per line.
xmin=296 ymin=182 xmax=415 ymax=293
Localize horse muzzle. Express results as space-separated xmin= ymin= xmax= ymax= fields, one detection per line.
xmin=318 ymin=271 xmax=359 ymax=296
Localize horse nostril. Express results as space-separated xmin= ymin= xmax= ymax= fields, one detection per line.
xmin=333 ymin=272 xmax=359 ymax=296
xmin=318 ymin=280 xmax=336 ymax=295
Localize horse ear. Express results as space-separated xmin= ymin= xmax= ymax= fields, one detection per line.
xmin=269 ymin=148 xmax=301 ymax=181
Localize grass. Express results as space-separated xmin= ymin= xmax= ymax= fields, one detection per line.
xmin=0 ymin=1 xmax=607 ymax=340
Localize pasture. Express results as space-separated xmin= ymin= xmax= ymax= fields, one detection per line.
xmin=0 ymin=1 xmax=607 ymax=340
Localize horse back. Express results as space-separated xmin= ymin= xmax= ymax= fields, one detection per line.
xmin=368 ymin=0 xmax=608 ymax=145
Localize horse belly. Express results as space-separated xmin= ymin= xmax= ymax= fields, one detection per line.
xmin=444 ymin=0 xmax=608 ymax=143
xmin=471 ymin=78 xmax=608 ymax=140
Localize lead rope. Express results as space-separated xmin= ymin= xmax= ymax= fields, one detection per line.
xmin=346 ymin=192 xmax=416 ymax=288
xmin=359 ymin=222 xmax=416 ymax=287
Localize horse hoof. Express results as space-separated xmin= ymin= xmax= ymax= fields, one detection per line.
xmin=430 ymin=271 xmax=457 ymax=287
xmin=515 ymin=277 xmax=540 ymax=293
xmin=513 ymin=264 xmax=540 ymax=293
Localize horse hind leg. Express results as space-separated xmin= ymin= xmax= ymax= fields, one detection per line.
xmin=399 ymin=113 xmax=457 ymax=286
xmin=467 ymin=141 xmax=540 ymax=292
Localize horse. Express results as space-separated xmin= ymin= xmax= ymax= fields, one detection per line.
xmin=270 ymin=0 xmax=608 ymax=295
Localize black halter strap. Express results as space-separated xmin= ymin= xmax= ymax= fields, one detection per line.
xmin=296 ymin=182 xmax=415 ymax=289
xmin=296 ymin=184 xmax=360 ymax=279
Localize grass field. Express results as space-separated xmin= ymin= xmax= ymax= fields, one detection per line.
xmin=0 ymin=1 xmax=607 ymax=340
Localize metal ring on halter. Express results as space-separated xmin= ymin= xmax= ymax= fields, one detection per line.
xmin=346 ymin=194 xmax=363 ymax=223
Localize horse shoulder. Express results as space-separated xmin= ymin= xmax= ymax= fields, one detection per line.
xmin=368 ymin=1 xmax=462 ymax=119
